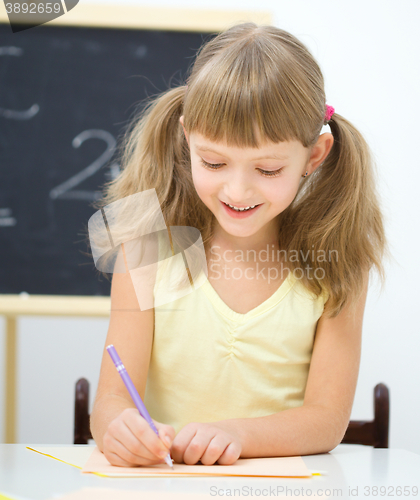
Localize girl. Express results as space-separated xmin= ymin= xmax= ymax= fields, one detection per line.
xmin=90 ymin=22 xmax=388 ymax=467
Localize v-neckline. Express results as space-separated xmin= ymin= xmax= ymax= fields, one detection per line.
xmin=199 ymin=270 xmax=296 ymax=322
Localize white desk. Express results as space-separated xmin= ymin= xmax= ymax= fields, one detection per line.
xmin=0 ymin=444 xmax=419 ymax=499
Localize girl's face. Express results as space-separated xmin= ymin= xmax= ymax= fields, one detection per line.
xmin=180 ymin=117 xmax=332 ymax=245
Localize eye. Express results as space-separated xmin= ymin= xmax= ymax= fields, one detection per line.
xmin=200 ymin=159 xmax=284 ymax=178
xmin=200 ymin=159 xmax=223 ymax=170
xmin=258 ymin=168 xmax=284 ymax=178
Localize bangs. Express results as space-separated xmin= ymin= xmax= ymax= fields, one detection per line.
xmin=183 ymin=32 xmax=323 ymax=149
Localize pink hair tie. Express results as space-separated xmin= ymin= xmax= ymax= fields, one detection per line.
xmin=324 ymin=104 xmax=335 ymax=123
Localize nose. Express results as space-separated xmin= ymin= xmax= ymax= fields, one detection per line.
xmin=223 ymin=170 xmax=255 ymax=204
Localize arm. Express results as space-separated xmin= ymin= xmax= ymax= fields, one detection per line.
xmin=222 ymin=271 xmax=370 ymax=457
xmin=90 ymin=240 xmax=175 ymax=466
xmin=90 ymin=268 xmax=154 ymax=449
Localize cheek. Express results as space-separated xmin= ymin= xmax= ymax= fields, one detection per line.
xmin=264 ymin=177 xmax=300 ymax=206
xmin=191 ymin=164 xmax=216 ymax=197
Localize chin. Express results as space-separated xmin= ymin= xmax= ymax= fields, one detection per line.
xmin=218 ymin=221 xmax=260 ymax=237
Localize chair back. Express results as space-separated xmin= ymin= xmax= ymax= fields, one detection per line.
xmin=74 ymin=378 xmax=92 ymax=444
xmin=341 ymin=383 xmax=389 ymax=448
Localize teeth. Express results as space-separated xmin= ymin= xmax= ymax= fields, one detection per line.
xmin=226 ymin=203 xmax=257 ymax=211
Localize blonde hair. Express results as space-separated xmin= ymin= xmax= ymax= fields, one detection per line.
xmin=94 ymin=22 xmax=390 ymax=318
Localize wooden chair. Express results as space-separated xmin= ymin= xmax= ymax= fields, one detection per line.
xmin=74 ymin=378 xmax=92 ymax=445
xmin=341 ymin=382 xmax=389 ymax=448
xmin=74 ymin=379 xmax=389 ymax=447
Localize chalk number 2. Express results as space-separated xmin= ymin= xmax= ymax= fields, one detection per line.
xmin=50 ymin=129 xmax=119 ymax=201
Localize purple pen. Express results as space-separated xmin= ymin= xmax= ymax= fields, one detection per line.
xmin=106 ymin=344 xmax=173 ymax=469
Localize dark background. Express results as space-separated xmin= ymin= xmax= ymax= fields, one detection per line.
xmin=0 ymin=22 xmax=214 ymax=295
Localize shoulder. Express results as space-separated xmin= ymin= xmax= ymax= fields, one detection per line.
xmin=288 ymin=272 xmax=329 ymax=317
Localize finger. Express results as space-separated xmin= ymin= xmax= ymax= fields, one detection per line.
xmin=183 ymin=428 xmax=218 ymax=465
xmin=116 ymin=418 xmax=160 ymax=461
xmin=156 ymin=422 xmax=176 ymax=448
xmin=104 ymin=449 xmax=134 ymax=467
xmin=170 ymin=423 xmax=200 ymax=464
xmin=199 ymin=434 xmax=231 ymax=466
xmin=217 ymin=442 xmax=241 ymax=465
xmin=106 ymin=412 xmax=157 ymax=462
xmin=104 ymin=436 xmax=164 ymax=467
xmin=124 ymin=411 xmax=171 ymax=460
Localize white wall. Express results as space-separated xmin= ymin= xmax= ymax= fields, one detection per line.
xmin=1 ymin=0 xmax=419 ymax=453
xmin=0 ymin=316 xmax=107 ymax=444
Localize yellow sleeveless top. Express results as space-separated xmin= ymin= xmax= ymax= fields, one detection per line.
xmin=143 ymin=232 xmax=329 ymax=434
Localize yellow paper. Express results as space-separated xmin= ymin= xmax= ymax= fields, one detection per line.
xmin=47 ymin=488 xmax=324 ymax=500
xmin=26 ymin=446 xmax=94 ymax=469
xmin=48 ymin=488 xmax=213 ymax=500
xmin=82 ymin=446 xmax=312 ymax=478
xmin=0 ymin=493 xmax=19 ymax=500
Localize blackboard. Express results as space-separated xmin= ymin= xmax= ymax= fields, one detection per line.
xmin=0 ymin=21 xmax=216 ymax=296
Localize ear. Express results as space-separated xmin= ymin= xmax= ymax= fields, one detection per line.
xmin=306 ymin=133 xmax=334 ymax=173
xmin=179 ymin=115 xmax=189 ymax=146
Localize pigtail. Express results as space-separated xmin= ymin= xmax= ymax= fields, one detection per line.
xmin=98 ymin=87 xmax=183 ymax=206
xmin=126 ymin=86 xmax=214 ymax=238
xmin=281 ymin=112 xmax=389 ymax=318
xmin=89 ymin=85 xmax=215 ymax=282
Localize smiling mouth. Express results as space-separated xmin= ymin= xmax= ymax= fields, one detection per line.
xmin=222 ymin=201 xmax=262 ymax=212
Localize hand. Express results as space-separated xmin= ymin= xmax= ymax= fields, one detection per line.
xmin=102 ymin=408 xmax=175 ymax=467
xmin=171 ymin=421 xmax=242 ymax=465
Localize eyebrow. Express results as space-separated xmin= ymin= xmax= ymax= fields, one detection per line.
xmin=195 ymin=144 xmax=289 ymax=161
